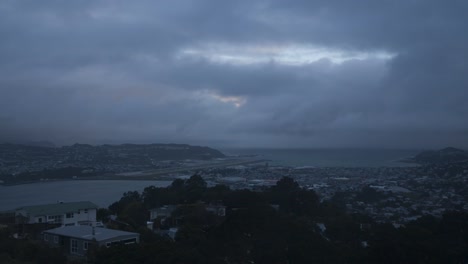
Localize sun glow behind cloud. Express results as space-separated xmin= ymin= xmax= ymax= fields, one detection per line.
xmin=212 ymin=94 xmax=246 ymax=108
xmin=196 ymin=90 xmax=247 ymax=108
xmin=178 ymin=43 xmax=396 ymax=66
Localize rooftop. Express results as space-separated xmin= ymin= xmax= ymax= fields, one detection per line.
xmin=17 ymin=201 xmax=98 ymax=217
xmin=43 ymin=226 xmax=139 ymax=242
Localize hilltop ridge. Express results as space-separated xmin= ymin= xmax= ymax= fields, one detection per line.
xmin=0 ymin=143 xmax=225 ymax=181
xmin=410 ymin=147 xmax=468 ymax=164
xmin=0 ymin=142 xmax=224 ymax=159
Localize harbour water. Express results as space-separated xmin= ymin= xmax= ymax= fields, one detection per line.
xmin=0 ymin=149 xmax=421 ymax=211
xmin=222 ymin=148 xmax=421 ymax=167
xmin=0 ymin=180 xmax=171 ymax=211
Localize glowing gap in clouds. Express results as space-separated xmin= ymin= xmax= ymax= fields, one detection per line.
xmin=177 ymin=43 xmax=396 ymax=65
xmin=212 ymin=94 xmax=246 ymax=108
xmin=197 ymin=90 xmax=247 ymax=108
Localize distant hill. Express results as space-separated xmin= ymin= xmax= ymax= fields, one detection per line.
xmin=0 ymin=141 xmax=56 ymax=148
xmin=411 ymin=147 xmax=468 ymax=164
xmin=0 ymin=143 xmax=226 ymax=184
xmin=0 ymin=143 xmax=225 ymax=161
xmin=0 ymin=143 xmax=225 ymax=178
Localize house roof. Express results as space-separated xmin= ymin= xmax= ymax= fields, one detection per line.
xmin=149 ymin=205 xmax=177 ymax=213
xmin=43 ymin=226 xmax=139 ymax=242
xmin=17 ymin=201 xmax=98 ymax=217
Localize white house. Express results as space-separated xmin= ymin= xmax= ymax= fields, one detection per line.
xmin=15 ymin=201 xmax=98 ymax=226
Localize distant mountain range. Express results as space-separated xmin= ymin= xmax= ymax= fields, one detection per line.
xmin=410 ymin=147 xmax=468 ymax=164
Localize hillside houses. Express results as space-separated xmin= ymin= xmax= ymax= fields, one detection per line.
xmin=15 ymin=201 xmax=98 ymax=226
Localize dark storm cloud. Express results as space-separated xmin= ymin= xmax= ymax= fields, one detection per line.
xmin=1 ymin=0 xmax=467 ymax=148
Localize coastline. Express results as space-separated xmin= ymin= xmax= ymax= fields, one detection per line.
xmin=0 ymin=159 xmax=269 ymax=186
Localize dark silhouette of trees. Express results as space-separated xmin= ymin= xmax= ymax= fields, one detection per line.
xmin=267 ymin=176 xmax=319 ymax=217
xmin=62 ymin=175 xmax=468 ymax=263
xmin=0 ymin=227 xmax=66 ymax=264
xmin=109 ymin=190 xmax=142 ymax=215
xmin=273 ymin=176 xmax=300 ymax=191
xmin=97 ymin=208 xmax=111 ymax=223
xmin=183 ymin=174 xmax=207 ymax=203
xmin=355 ymin=186 xmax=386 ymax=203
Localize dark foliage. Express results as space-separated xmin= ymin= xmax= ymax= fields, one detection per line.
xmin=95 ymin=176 xmax=468 ymax=263
xmin=0 ymin=227 xmax=66 ymax=264
xmin=18 ymin=175 xmax=468 ymax=263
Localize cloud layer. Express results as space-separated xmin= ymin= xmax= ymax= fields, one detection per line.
xmin=1 ymin=0 xmax=467 ymax=148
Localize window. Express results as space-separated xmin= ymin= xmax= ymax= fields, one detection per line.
xmin=44 ymin=234 xmax=49 ymax=241
xmin=66 ymin=213 xmax=74 ymax=218
xmin=54 ymin=235 xmax=59 ymax=244
xmin=48 ymin=215 xmax=63 ymax=223
xmin=38 ymin=217 xmax=43 ymax=223
xmin=84 ymin=209 xmax=88 ymax=213
xmin=71 ymin=239 xmax=78 ymax=253
xmin=83 ymin=242 xmax=89 ymax=250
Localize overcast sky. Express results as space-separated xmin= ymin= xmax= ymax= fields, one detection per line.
xmin=1 ymin=0 xmax=467 ymax=148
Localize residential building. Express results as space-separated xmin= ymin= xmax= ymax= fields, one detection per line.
xmin=206 ymin=204 xmax=226 ymax=217
xmin=148 ymin=205 xmax=177 ymax=220
xmin=15 ymin=201 xmax=98 ymax=226
xmin=42 ymin=225 xmax=139 ymax=256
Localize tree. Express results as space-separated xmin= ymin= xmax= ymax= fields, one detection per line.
xmin=170 ymin=178 xmax=185 ymax=191
xmin=109 ymin=191 xmax=142 ymax=214
xmin=120 ymin=201 xmax=147 ymax=228
xmin=97 ymin=208 xmax=111 ymax=223
xmin=268 ymin=177 xmax=319 ymax=216
xmin=0 ymin=227 xmax=66 ymax=264
xmin=203 ymin=184 xmax=230 ymax=202
xmin=186 ymin=174 xmax=207 ymax=190
xmin=273 ymin=176 xmax=300 ymax=192
xmin=355 ymin=186 xmax=386 ymax=203
xmin=183 ymin=174 xmax=207 ymax=203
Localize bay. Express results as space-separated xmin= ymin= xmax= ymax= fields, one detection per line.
xmin=0 ymin=149 xmax=421 ymax=211
xmin=0 ymin=180 xmax=171 ymax=211
xmin=222 ymin=148 xmax=421 ymax=167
